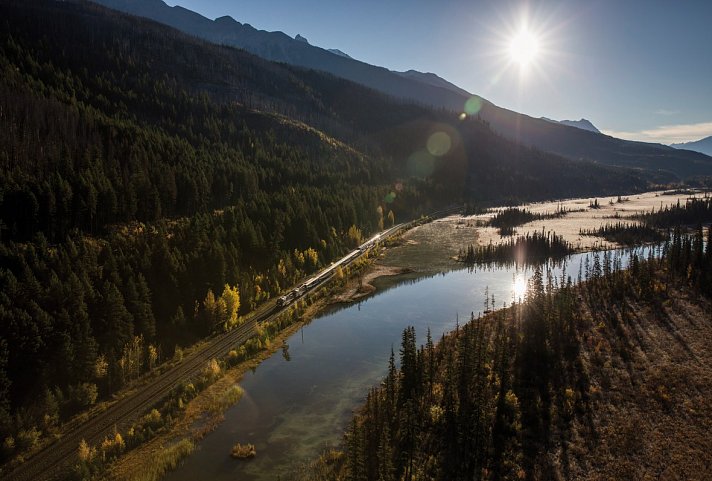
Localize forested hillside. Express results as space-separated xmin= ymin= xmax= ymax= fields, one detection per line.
xmin=303 ymin=226 xmax=712 ymax=480
xmin=94 ymin=0 xmax=712 ymax=181
xmin=0 ymin=0 xmax=401 ymax=456
xmin=0 ymin=0 xmax=649 ymax=460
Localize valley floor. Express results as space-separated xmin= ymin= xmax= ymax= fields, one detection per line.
xmin=467 ymin=189 xmax=706 ymax=250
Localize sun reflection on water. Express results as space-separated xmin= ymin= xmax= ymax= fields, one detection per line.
xmin=512 ymin=274 xmax=527 ymax=302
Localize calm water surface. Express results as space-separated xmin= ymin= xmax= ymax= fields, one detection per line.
xmin=165 ymin=246 xmax=658 ymax=481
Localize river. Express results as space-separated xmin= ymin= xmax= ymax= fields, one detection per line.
xmin=164 ymin=245 xmax=659 ymax=481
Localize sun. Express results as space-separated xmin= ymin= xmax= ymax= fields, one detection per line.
xmin=509 ymin=29 xmax=540 ymax=67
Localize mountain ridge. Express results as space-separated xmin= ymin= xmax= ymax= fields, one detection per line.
xmin=561 ymin=118 xmax=600 ymax=133
xmin=90 ymin=0 xmax=712 ymax=181
xmin=671 ymin=135 xmax=712 ymax=157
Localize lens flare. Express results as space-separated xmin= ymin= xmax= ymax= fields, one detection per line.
xmin=426 ymin=132 xmax=452 ymax=157
xmin=464 ymin=96 xmax=482 ymax=115
xmin=408 ymin=149 xmax=435 ymax=178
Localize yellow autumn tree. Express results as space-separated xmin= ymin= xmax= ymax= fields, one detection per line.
xmin=347 ymin=225 xmax=363 ymax=247
xmin=304 ymin=248 xmax=319 ymax=271
xmin=202 ymin=288 xmax=217 ymax=330
xmin=147 ymin=344 xmax=158 ymax=370
xmin=293 ymin=249 xmax=305 ymax=267
xmin=94 ymin=354 xmax=108 ymax=379
xmin=220 ymin=284 xmax=240 ymax=330
xmin=78 ymin=439 xmax=92 ymax=462
xmin=277 ymin=258 xmax=287 ymax=278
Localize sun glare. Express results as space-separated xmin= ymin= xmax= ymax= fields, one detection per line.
xmin=479 ymin=6 xmax=563 ymax=90
xmin=513 ymin=275 xmax=527 ymax=301
xmin=509 ymin=29 xmax=539 ymax=67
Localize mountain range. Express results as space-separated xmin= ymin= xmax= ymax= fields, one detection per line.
xmin=92 ymin=0 xmax=712 ymax=181
xmin=671 ymin=136 xmax=712 ymax=157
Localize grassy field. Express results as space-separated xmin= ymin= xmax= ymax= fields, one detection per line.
xmin=373 ymin=190 xmax=708 ymax=285
xmin=378 ymin=218 xmax=479 ymax=272
xmin=469 ymin=190 xmax=707 ymax=250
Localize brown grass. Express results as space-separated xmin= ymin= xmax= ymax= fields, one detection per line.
xmin=230 ymin=442 xmax=256 ymax=459
xmin=563 ymin=290 xmax=712 ymax=480
xmin=464 ymin=190 xmax=708 ymax=250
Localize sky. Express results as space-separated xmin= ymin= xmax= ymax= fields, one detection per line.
xmin=165 ymin=0 xmax=712 ymax=144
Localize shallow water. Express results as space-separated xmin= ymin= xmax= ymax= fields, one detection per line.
xmin=164 ymin=246 xmax=657 ymax=481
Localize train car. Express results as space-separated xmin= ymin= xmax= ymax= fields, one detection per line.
xmin=276 ymin=247 xmax=363 ymax=309
xmin=343 ymin=249 xmax=360 ymax=262
xmin=316 ymin=270 xmax=333 ymax=283
xmin=276 ymin=291 xmax=295 ymax=307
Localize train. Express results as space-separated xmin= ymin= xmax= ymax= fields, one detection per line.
xmin=275 ymin=248 xmax=358 ymax=307
xmin=274 ymin=212 xmax=465 ymax=309
xmin=274 ymin=230 xmax=394 ymax=308
xmin=273 ymin=222 xmax=419 ymax=309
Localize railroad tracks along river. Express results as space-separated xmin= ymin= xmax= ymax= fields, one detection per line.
xmin=4 ymin=207 xmax=461 ymax=481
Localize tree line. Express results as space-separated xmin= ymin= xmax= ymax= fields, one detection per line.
xmin=459 ymin=230 xmax=574 ymax=266
xmin=488 ymin=206 xmax=570 ymax=236
xmin=579 ymin=222 xmax=665 ymax=246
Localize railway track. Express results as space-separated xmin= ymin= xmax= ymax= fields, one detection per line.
xmin=5 ymin=311 xmax=268 ymax=481
xmin=4 ymin=206 xmax=462 ymax=481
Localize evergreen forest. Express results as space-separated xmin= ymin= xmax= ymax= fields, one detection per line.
xmin=0 ymin=0 xmax=652 ymax=460
xmin=302 ymin=224 xmax=712 ymax=481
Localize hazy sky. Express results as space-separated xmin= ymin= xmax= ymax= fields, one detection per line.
xmin=166 ymin=0 xmax=712 ymax=144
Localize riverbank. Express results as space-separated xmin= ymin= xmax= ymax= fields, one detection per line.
xmin=104 ymin=190 xmax=703 ymax=481
xmin=106 ymin=314 xmax=311 ymax=481
xmin=105 ymin=244 xmax=412 ymax=480
xmin=294 ymin=233 xmax=712 ymax=481
xmin=330 ymin=264 xmax=413 ymax=303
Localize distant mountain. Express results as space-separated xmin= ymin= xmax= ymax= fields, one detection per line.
xmin=292 ymin=35 xmax=350 ymax=59
xmin=1 ymin=0 xmax=653 ymax=231
xmin=92 ymin=0 xmax=712 ymax=181
xmin=328 ymin=48 xmax=351 ymax=59
xmin=560 ymin=118 xmax=600 ymax=133
xmin=541 ymin=117 xmax=601 ymax=133
xmin=671 ymin=136 xmax=712 ymax=157
xmin=472 ymin=105 xmax=712 ymax=181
